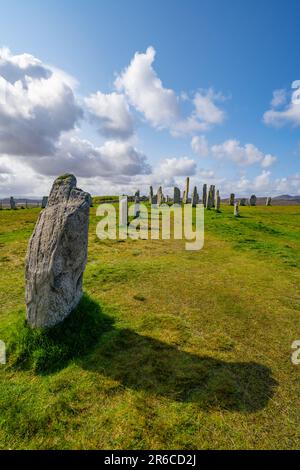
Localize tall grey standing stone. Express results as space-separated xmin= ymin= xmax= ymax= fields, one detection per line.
xmin=266 ymin=197 xmax=272 ymax=206
xmin=215 ymin=190 xmax=221 ymax=211
xmin=25 ymin=174 xmax=91 ymax=329
xmin=206 ymin=189 xmax=213 ymax=209
xmin=119 ymin=196 xmax=128 ymax=226
xmin=240 ymin=198 xmax=246 ymax=206
xmin=191 ymin=186 xmax=199 ymax=207
xmin=149 ymin=186 xmax=154 ymax=203
xmin=10 ymin=197 xmax=16 ymax=210
xmin=41 ymin=196 xmax=48 ymax=209
xmin=183 ymin=177 xmax=190 ymax=203
xmin=250 ymin=194 xmax=257 ymax=206
xmin=133 ymin=194 xmax=140 ymax=217
xmin=234 ymin=201 xmax=239 ymax=217
xmin=202 ymin=184 xmax=207 ymax=208
xmin=210 ymin=185 xmax=216 ymax=207
xmin=229 ymin=193 xmax=235 ymax=206
xmin=157 ymin=186 xmax=163 ymax=205
xmin=151 ymin=195 xmax=157 ymax=205
xmin=173 ymin=187 xmax=180 ymax=204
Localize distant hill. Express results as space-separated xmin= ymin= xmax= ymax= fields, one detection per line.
xmin=273 ymin=194 xmax=300 ymax=201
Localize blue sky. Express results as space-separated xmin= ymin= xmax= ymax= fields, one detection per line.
xmin=0 ymin=0 xmax=299 ymax=197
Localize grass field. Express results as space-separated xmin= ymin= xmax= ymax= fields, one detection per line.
xmin=0 ymin=203 xmax=299 ymax=449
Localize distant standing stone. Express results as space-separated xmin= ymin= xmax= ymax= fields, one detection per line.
xmin=25 ymin=174 xmax=91 ymax=329
xmin=191 ymin=186 xmax=199 ymax=207
xmin=173 ymin=187 xmax=181 ymax=204
xmin=149 ymin=186 xmax=154 ymax=203
xmin=41 ymin=196 xmax=48 ymax=209
xmin=250 ymin=194 xmax=257 ymax=206
xmin=157 ymin=186 xmax=163 ymax=205
xmin=266 ymin=197 xmax=272 ymax=206
xmin=202 ymin=184 xmax=207 ymax=208
xmin=215 ymin=190 xmax=221 ymax=211
xmin=234 ymin=201 xmax=239 ymax=217
xmin=206 ymin=189 xmax=213 ymax=209
xmin=210 ymin=185 xmax=216 ymax=207
xmin=10 ymin=197 xmax=16 ymax=210
xmin=229 ymin=193 xmax=235 ymax=206
xmin=240 ymin=198 xmax=246 ymax=206
xmin=183 ymin=177 xmax=190 ymax=203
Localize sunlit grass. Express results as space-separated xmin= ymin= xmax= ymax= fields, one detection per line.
xmin=0 ymin=203 xmax=299 ymax=449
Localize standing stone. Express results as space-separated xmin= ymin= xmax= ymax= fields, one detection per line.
xmin=229 ymin=193 xmax=235 ymax=206
xmin=133 ymin=195 xmax=140 ymax=218
xmin=206 ymin=189 xmax=213 ymax=209
xmin=250 ymin=194 xmax=257 ymax=206
xmin=157 ymin=186 xmax=163 ymax=206
xmin=202 ymin=184 xmax=207 ymax=208
xmin=210 ymin=185 xmax=216 ymax=207
xmin=173 ymin=187 xmax=181 ymax=204
xmin=240 ymin=198 xmax=246 ymax=206
xmin=151 ymin=195 xmax=157 ymax=205
xmin=183 ymin=177 xmax=190 ymax=203
xmin=119 ymin=196 xmax=128 ymax=226
xmin=25 ymin=174 xmax=91 ymax=329
xmin=10 ymin=197 xmax=16 ymax=210
xmin=41 ymin=196 xmax=48 ymax=209
xmin=266 ymin=197 xmax=272 ymax=206
xmin=234 ymin=201 xmax=239 ymax=217
xmin=191 ymin=186 xmax=199 ymax=207
xmin=215 ymin=190 xmax=221 ymax=211
xmin=149 ymin=186 xmax=154 ymax=203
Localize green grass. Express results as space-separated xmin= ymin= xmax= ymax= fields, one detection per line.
xmin=0 ymin=203 xmax=299 ymax=449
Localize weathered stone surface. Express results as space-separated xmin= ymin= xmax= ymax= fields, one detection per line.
xmin=157 ymin=186 xmax=163 ymax=205
xmin=149 ymin=186 xmax=153 ymax=203
xmin=41 ymin=196 xmax=48 ymax=209
xmin=234 ymin=201 xmax=239 ymax=217
xmin=202 ymin=184 xmax=207 ymax=208
xmin=25 ymin=174 xmax=91 ymax=329
xmin=151 ymin=195 xmax=158 ymax=205
xmin=210 ymin=185 xmax=216 ymax=207
xmin=240 ymin=198 xmax=246 ymax=206
xmin=183 ymin=177 xmax=189 ymax=203
xmin=215 ymin=190 xmax=221 ymax=211
xmin=206 ymin=189 xmax=213 ymax=209
xmin=10 ymin=196 xmax=16 ymax=209
xmin=191 ymin=186 xmax=199 ymax=207
xmin=250 ymin=194 xmax=257 ymax=206
xmin=173 ymin=187 xmax=181 ymax=204
xmin=266 ymin=197 xmax=272 ymax=206
xmin=229 ymin=193 xmax=235 ymax=206
xmin=133 ymin=194 xmax=140 ymax=217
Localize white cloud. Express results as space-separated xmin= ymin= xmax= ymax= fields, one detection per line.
xmin=191 ymin=135 xmax=209 ymax=157
xmin=85 ymin=91 xmax=134 ymax=139
xmin=263 ymin=85 xmax=300 ymax=127
xmin=158 ymin=156 xmax=197 ymax=177
xmin=115 ymin=46 xmax=226 ymax=136
xmin=0 ymin=48 xmax=82 ymax=156
xmin=115 ymin=46 xmax=179 ymax=129
xmin=193 ymin=89 xmax=225 ymax=125
xmin=192 ymin=136 xmax=277 ymax=168
xmin=24 ymin=134 xmax=151 ymax=178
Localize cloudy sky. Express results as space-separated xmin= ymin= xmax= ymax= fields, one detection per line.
xmin=0 ymin=0 xmax=299 ymax=198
